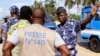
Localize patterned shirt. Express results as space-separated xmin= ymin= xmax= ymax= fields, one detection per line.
xmin=56 ymin=20 xmax=80 ymax=56
xmin=7 ymin=19 xmax=30 ymax=38
xmin=7 ymin=17 xmax=19 ymax=31
xmin=1 ymin=22 xmax=8 ymax=38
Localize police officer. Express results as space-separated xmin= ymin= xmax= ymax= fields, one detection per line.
xmin=56 ymin=4 xmax=99 ymax=56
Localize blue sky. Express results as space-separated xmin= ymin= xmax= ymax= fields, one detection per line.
xmin=0 ymin=0 xmax=78 ymax=19
xmin=0 ymin=0 xmax=35 ymax=19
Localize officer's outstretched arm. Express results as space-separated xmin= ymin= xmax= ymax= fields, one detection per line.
xmin=81 ymin=4 xmax=99 ymax=27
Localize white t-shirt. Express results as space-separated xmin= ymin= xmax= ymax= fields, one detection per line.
xmin=7 ymin=30 xmax=65 ymax=48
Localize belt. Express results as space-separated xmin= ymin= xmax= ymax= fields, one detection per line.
xmin=69 ymin=48 xmax=75 ymax=50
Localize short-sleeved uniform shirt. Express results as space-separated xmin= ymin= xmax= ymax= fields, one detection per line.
xmin=7 ymin=17 xmax=19 ymax=31
xmin=56 ymin=20 xmax=80 ymax=56
xmin=1 ymin=22 xmax=8 ymax=38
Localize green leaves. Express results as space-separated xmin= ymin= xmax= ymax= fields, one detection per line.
xmin=31 ymin=0 xmax=43 ymax=9
xmin=65 ymin=0 xmax=75 ymax=9
xmin=31 ymin=0 xmax=57 ymax=21
xmin=65 ymin=0 xmax=99 ymax=9
xmin=75 ymin=0 xmax=81 ymax=5
xmin=82 ymin=0 xmax=99 ymax=6
xmin=44 ymin=0 xmax=57 ymax=20
xmin=69 ymin=14 xmax=80 ymax=20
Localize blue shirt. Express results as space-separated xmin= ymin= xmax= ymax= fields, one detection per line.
xmin=56 ymin=20 xmax=80 ymax=49
xmin=1 ymin=22 xmax=8 ymax=38
xmin=7 ymin=17 xmax=19 ymax=31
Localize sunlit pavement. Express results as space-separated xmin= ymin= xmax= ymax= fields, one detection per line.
xmin=0 ymin=36 xmax=100 ymax=56
xmin=76 ymin=33 xmax=100 ymax=56
xmin=76 ymin=45 xmax=100 ymax=56
xmin=0 ymin=43 xmax=100 ymax=56
xmin=76 ymin=40 xmax=100 ymax=56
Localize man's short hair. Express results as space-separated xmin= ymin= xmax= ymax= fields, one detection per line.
xmin=20 ymin=6 xmax=32 ymax=23
xmin=20 ymin=6 xmax=32 ymax=19
xmin=56 ymin=7 xmax=66 ymax=15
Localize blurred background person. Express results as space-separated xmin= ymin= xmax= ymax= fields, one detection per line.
xmin=0 ymin=17 xmax=8 ymax=43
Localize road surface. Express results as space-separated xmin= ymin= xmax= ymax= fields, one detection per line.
xmin=76 ymin=33 xmax=100 ymax=56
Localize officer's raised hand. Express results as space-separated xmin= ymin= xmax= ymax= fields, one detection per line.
xmin=81 ymin=4 xmax=99 ymax=30
xmin=91 ymin=4 xmax=99 ymax=16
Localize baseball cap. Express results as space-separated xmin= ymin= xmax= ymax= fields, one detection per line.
xmin=9 ymin=5 xmax=19 ymax=14
xmin=56 ymin=7 xmax=66 ymax=15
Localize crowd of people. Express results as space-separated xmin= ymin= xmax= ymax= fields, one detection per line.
xmin=0 ymin=3 xmax=99 ymax=56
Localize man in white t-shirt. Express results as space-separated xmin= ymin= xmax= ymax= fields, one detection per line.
xmin=3 ymin=8 xmax=70 ymax=56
